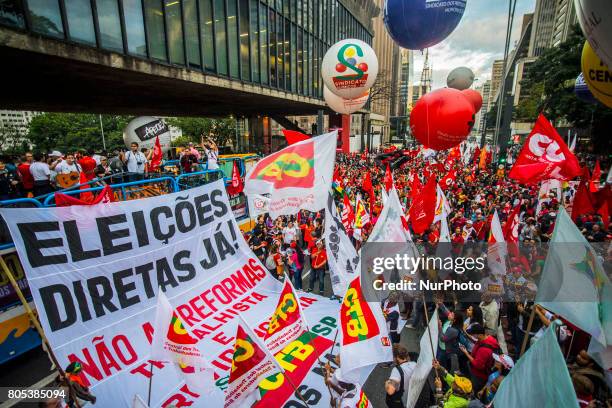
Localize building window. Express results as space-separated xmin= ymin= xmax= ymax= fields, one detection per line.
xmin=277 ymin=15 xmax=284 ymax=89
xmin=249 ymin=0 xmax=259 ymax=82
xmin=259 ymin=3 xmax=268 ymax=85
xmin=164 ymin=0 xmax=185 ymax=64
xmin=65 ymin=0 xmax=96 ymax=45
xmin=144 ymin=0 xmax=167 ymax=61
xmin=284 ymin=18 xmax=290 ymax=90
xmin=214 ymin=0 xmax=228 ymax=75
xmin=96 ymin=0 xmax=124 ymax=52
xmin=227 ymin=0 xmax=239 ymax=78
xmin=269 ymin=9 xmax=276 ymax=86
xmin=184 ymin=0 xmax=201 ymax=68
xmin=27 ymin=0 xmax=64 ymax=38
xmin=290 ymin=23 xmax=296 ymax=92
xmin=199 ymin=0 xmax=215 ymax=71
xmin=239 ymin=0 xmax=250 ymax=80
xmin=297 ymin=28 xmax=302 ymax=94
xmin=0 ymin=0 xmax=25 ymax=28
xmin=123 ymin=0 xmax=147 ymax=56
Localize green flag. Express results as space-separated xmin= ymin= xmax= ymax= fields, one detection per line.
xmin=493 ymin=324 xmax=578 ymax=408
xmin=536 ymin=208 xmax=611 ymax=351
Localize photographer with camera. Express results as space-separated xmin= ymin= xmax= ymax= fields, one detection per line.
xmin=121 ymin=142 xmax=147 ymax=180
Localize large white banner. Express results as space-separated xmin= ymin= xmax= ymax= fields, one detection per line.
xmin=0 ymin=180 xmax=341 ymax=408
xmin=325 ymin=193 xmax=359 ymax=297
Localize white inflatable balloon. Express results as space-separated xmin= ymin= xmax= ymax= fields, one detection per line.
xmin=574 ymin=0 xmax=612 ymax=67
xmin=321 ymin=39 xmax=379 ymax=99
xmin=447 ymin=67 xmax=475 ymax=90
xmin=123 ymin=116 xmax=172 ymax=153
xmin=324 ymin=86 xmax=369 ymax=115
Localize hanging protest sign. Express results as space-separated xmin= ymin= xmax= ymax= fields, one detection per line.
xmin=0 ymin=180 xmax=341 ymax=408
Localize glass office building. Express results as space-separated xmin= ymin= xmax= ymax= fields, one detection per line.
xmin=0 ymin=0 xmax=372 ymax=99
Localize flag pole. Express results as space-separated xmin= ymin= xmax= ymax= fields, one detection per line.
xmin=421 ymin=295 xmax=439 ymax=380
xmin=565 ymin=329 xmax=575 ymax=362
xmin=519 ymin=306 xmax=536 ymax=357
xmin=0 ymin=256 xmax=81 ymax=408
xmin=147 ymin=361 xmax=154 ymax=406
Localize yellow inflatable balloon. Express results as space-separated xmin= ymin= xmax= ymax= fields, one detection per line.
xmin=582 ymin=41 xmax=612 ymax=108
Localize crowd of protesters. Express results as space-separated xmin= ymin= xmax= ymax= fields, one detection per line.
xmin=244 ymin=145 xmax=610 ymax=408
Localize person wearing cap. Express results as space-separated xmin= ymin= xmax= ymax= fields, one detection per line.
xmin=307 ymin=239 xmax=327 ymax=294
xmin=432 ymin=359 xmax=473 ymax=408
xmin=483 ymin=353 xmax=513 ymax=401
xmin=459 ymin=323 xmax=500 ymax=395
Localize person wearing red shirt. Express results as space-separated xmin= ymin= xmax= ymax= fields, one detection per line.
xmin=307 ymin=240 xmax=327 ymax=294
xmin=17 ymin=154 xmax=34 ymax=197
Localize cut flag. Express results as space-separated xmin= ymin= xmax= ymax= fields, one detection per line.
xmin=439 ymin=169 xmax=457 ymax=191
xmin=282 ymin=129 xmax=310 ymax=145
xmin=409 ymin=177 xmax=437 ymax=234
xmin=362 ymin=171 xmax=375 ymax=212
xmin=405 ymin=310 xmax=439 ymax=408
xmin=571 ymin=175 xmax=595 ymax=221
xmin=384 ymin=163 xmax=394 ymax=192
xmin=226 ymin=160 xmax=244 ymax=196
xmin=264 ymin=279 xmax=307 ymax=354
xmin=325 ymin=192 xmax=360 ymax=297
xmin=487 ymin=210 xmax=507 ymax=276
xmin=341 ymin=193 xmax=355 ymax=232
xmin=150 ymin=289 xmax=218 ymax=394
xmin=55 ymin=185 xmax=115 ymax=207
xmin=493 ymin=324 xmax=578 ymax=408
xmin=225 ymin=317 xmax=282 ymax=408
xmin=536 ymin=208 xmax=612 ymax=369
xmin=354 ymin=194 xmax=370 ymax=229
xmin=590 ymin=160 xmax=601 ymax=193
xmin=244 ymin=131 xmax=336 ymax=217
xmin=339 ymin=277 xmax=393 ymax=382
xmin=508 ymin=114 xmax=581 ymax=184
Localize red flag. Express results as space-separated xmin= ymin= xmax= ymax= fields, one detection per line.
xmin=282 ymin=129 xmax=310 ymax=145
xmin=590 ymin=160 xmax=601 ymax=193
xmin=503 ymin=205 xmax=521 ymax=257
xmin=439 ymin=169 xmax=457 ymax=191
xmin=149 ymin=136 xmax=163 ymax=172
xmin=410 ymin=174 xmax=422 ymax=198
xmin=55 ymin=185 xmax=115 ymax=207
xmin=508 ymin=114 xmax=581 ymax=184
xmin=342 ymin=193 xmax=355 ymax=231
xmin=503 ymin=205 xmax=521 ymax=243
xmin=572 ymin=177 xmax=595 ymax=221
xmin=384 ymin=163 xmax=393 ymax=192
xmin=409 ymin=177 xmax=437 ymax=234
xmin=479 ymin=146 xmax=488 ymax=170
xmin=362 ymin=171 xmax=375 ymax=211
xmin=598 ymin=201 xmax=609 ymax=231
xmin=78 ymin=172 xmax=94 ymax=203
xmin=226 ymin=160 xmax=244 ymax=196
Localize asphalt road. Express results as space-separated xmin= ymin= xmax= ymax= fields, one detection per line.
xmin=0 ymin=266 xmax=421 ymax=408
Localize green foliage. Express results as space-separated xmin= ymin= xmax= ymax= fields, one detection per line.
xmin=27 ymin=113 xmax=129 ymax=153
xmin=516 ymin=25 xmax=612 ymax=148
xmin=166 ymin=117 xmax=236 ymax=147
xmin=170 ymin=135 xmax=193 ymax=147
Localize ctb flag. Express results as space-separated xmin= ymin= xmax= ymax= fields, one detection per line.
xmin=339 ymin=277 xmax=393 ymax=382
xmin=508 ymin=114 xmax=581 ymax=184
xmin=264 ymin=279 xmax=307 ymax=354
xmin=225 ymin=317 xmax=282 ymax=408
xmin=244 ymin=131 xmax=336 ymax=218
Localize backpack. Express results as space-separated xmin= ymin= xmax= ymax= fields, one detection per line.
xmin=478 ymin=342 xmax=503 ymax=373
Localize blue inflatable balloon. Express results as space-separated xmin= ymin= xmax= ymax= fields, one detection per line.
xmin=575 ymin=73 xmax=598 ymax=104
xmin=384 ymin=0 xmax=466 ymax=50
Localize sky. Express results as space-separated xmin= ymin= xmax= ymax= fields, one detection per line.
xmin=410 ymin=0 xmax=536 ymax=89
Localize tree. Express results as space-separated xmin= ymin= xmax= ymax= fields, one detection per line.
xmin=166 ymin=117 xmax=236 ymax=147
xmin=27 ymin=113 xmax=129 ymax=153
xmin=515 ymin=25 xmax=612 ymax=149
